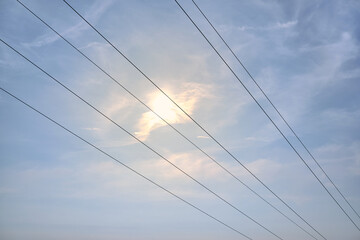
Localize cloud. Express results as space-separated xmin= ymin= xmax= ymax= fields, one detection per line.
xmin=22 ymin=34 xmax=61 ymax=48
xmin=135 ymin=82 xmax=214 ymax=141
xmin=21 ymin=0 xmax=114 ymax=48
xmin=197 ymin=136 xmax=210 ymax=139
xmin=274 ymin=20 xmax=298 ymax=29
xmin=134 ymin=91 xmax=189 ymax=140
xmin=103 ymin=96 xmax=133 ymax=118
xmin=258 ymin=31 xmax=359 ymax=123
xmin=83 ymin=127 xmax=101 ymax=131
xmin=222 ymin=20 xmax=297 ymax=32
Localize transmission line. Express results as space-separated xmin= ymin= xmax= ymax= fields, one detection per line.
xmin=0 ymin=87 xmax=253 ymax=240
xmin=15 ymin=1 xmax=318 ymax=239
xmin=61 ymin=0 xmax=330 ymax=239
xmin=173 ymin=0 xmax=360 ymax=232
xmin=190 ymin=0 xmax=360 ymax=221
xmin=0 ymin=38 xmax=285 ymax=240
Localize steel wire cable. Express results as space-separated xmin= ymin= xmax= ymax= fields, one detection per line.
xmin=15 ymin=1 xmax=317 ymax=239
xmin=190 ymin=0 xmax=360 ymax=221
xmin=0 ymin=86 xmax=252 ymax=240
xmin=0 ymin=38 xmax=285 ymax=240
xmin=173 ymin=0 xmax=360 ymax=233
xmin=61 ymin=0 xmax=331 ymax=238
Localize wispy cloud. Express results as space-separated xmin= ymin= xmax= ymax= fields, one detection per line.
xmin=22 ymin=34 xmax=60 ymax=48
xmin=21 ymin=0 xmax=114 ymax=48
xmin=221 ymin=20 xmax=297 ymax=32
xmin=197 ymin=135 xmax=209 ymax=139
xmin=82 ymin=127 xmax=101 ymax=131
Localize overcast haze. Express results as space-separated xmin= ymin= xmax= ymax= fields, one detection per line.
xmin=0 ymin=0 xmax=360 ymax=239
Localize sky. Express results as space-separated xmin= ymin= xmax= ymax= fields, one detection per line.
xmin=0 ymin=0 xmax=360 ymax=239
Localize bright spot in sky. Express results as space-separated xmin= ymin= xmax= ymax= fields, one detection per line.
xmin=135 ymin=90 xmax=187 ymax=141
xmin=134 ymin=87 xmax=203 ymax=141
xmin=151 ymin=93 xmax=179 ymax=123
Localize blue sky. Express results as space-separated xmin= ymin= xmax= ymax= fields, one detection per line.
xmin=0 ymin=0 xmax=360 ymax=239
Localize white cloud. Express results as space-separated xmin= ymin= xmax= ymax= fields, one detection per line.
xmin=225 ymin=20 xmax=298 ymax=32
xmin=21 ymin=0 xmax=114 ymax=48
xmin=197 ymin=135 xmax=210 ymax=139
xmin=274 ymin=20 xmax=298 ymax=29
xmin=83 ymin=127 xmax=101 ymax=131
xmin=103 ymin=97 xmax=132 ymax=118
xmin=22 ymin=34 xmax=61 ymax=48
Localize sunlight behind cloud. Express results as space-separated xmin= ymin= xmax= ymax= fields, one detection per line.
xmin=151 ymin=93 xmax=183 ymax=123
xmin=135 ymin=83 xmax=212 ymax=141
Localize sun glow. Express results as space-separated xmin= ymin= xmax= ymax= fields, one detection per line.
xmin=151 ymin=93 xmax=180 ymax=123
xmin=135 ymin=91 xmax=186 ymax=141
xmin=135 ymin=83 xmax=210 ymax=141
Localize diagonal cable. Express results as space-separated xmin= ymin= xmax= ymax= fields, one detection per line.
xmin=15 ymin=1 xmax=318 ymax=238
xmin=190 ymin=0 xmax=360 ymax=221
xmin=0 ymin=86 xmax=252 ymax=240
xmin=173 ymin=0 xmax=360 ymax=233
xmin=61 ymin=0 xmax=332 ymax=238
xmin=0 ymin=38 xmax=285 ymax=240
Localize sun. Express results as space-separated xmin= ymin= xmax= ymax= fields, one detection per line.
xmin=151 ymin=93 xmax=180 ymax=123
xmin=135 ymin=89 xmax=197 ymax=140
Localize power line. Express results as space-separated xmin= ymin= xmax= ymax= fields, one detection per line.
xmin=0 ymin=38 xmax=285 ymax=240
xmin=173 ymin=0 xmax=360 ymax=233
xmin=15 ymin=1 xmax=318 ymax=239
xmin=0 ymin=87 xmax=252 ymax=240
xmin=61 ymin=0 xmax=329 ymax=239
xmin=190 ymin=0 xmax=360 ymax=221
